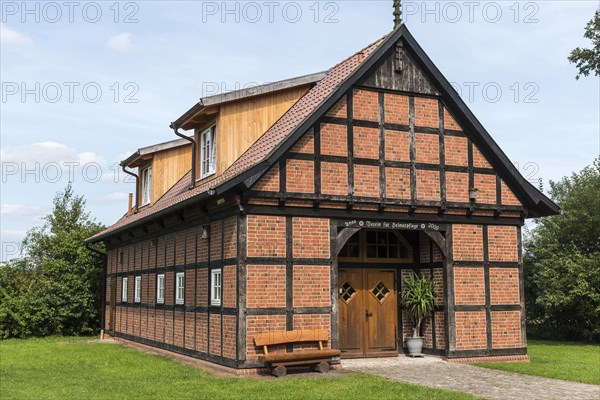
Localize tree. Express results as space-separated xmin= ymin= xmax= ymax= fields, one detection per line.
xmin=0 ymin=184 xmax=105 ymax=338
xmin=568 ymin=9 xmax=600 ymax=79
xmin=525 ymin=158 xmax=600 ymax=342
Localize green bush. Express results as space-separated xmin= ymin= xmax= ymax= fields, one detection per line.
xmin=0 ymin=184 xmax=105 ymax=338
xmin=525 ymin=158 xmax=600 ymax=342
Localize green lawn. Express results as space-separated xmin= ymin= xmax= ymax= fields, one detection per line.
xmin=0 ymin=337 xmax=478 ymax=400
xmin=474 ymin=340 xmax=600 ymax=385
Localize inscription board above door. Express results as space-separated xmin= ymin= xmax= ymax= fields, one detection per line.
xmin=340 ymin=220 xmax=446 ymax=231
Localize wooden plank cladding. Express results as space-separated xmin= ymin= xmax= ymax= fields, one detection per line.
xmin=196 ymin=85 xmax=312 ymax=181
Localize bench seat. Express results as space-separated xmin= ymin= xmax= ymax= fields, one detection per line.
xmin=254 ymin=329 xmax=339 ymax=376
xmin=259 ymin=349 xmax=341 ymax=364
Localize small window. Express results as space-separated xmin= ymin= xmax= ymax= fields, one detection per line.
xmin=211 ymin=269 xmax=222 ymax=306
xmin=200 ymin=126 xmax=216 ymax=178
xmin=134 ymin=276 xmax=142 ymax=303
xmin=156 ymin=274 xmax=165 ymax=304
xmin=122 ymin=277 xmax=128 ymax=302
xmin=175 ymin=272 xmax=185 ymax=305
xmin=141 ymin=166 xmax=152 ymax=206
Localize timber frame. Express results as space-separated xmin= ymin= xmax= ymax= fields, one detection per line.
xmin=88 ymin=22 xmax=558 ymax=369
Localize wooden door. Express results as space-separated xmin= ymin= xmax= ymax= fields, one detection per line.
xmin=338 ymin=269 xmax=364 ymax=357
xmin=364 ymin=270 xmax=397 ymax=356
xmin=338 ymin=268 xmax=397 ymax=358
xmin=109 ymin=277 xmax=117 ymax=331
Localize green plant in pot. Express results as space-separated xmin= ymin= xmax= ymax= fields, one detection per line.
xmin=401 ymin=272 xmax=436 ymax=357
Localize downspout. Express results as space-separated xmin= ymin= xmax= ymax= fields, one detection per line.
xmin=85 ymin=243 xmax=107 ymax=339
xmin=171 ymin=122 xmax=196 ymax=190
xmin=121 ymin=163 xmax=139 ymax=213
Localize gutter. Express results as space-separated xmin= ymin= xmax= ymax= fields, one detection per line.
xmin=120 ymin=163 xmax=139 ymax=213
xmin=171 ymin=122 xmax=196 ymax=190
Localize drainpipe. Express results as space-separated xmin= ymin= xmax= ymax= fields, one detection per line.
xmin=85 ymin=243 xmax=107 ymax=339
xmin=171 ymin=122 xmax=196 ymax=190
xmin=121 ymin=163 xmax=139 ymax=213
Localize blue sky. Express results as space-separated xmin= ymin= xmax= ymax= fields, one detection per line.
xmin=1 ymin=1 xmax=598 ymax=261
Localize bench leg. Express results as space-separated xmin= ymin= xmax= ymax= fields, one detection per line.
xmin=272 ymin=366 xmax=287 ymax=377
xmin=313 ymin=362 xmax=330 ymax=374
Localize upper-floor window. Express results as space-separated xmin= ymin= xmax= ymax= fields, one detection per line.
xmin=141 ymin=166 xmax=152 ymax=206
xmin=200 ymin=126 xmax=216 ymax=178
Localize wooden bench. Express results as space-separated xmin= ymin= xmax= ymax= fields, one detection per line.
xmin=254 ymin=329 xmax=341 ymax=377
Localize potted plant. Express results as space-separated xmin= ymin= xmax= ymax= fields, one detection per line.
xmin=401 ymin=272 xmax=436 ymax=357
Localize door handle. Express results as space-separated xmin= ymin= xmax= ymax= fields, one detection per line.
xmin=365 ymin=310 xmax=373 ymax=321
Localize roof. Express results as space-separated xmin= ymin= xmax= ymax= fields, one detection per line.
xmin=87 ymin=24 xmax=559 ymax=244
xmin=173 ymin=71 xmax=328 ymax=130
xmin=121 ymin=137 xmax=192 ymax=167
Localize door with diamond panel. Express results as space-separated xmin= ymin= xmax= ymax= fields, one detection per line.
xmin=338 ymin=268 xmax=397 ymax=357
xmin=365 ymin=270 xmax=397 ymax=356
xmin=338 ymin=269 xmax=364 ymax=357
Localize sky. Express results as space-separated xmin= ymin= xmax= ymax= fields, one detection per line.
xmin=1 ymin=0 xmax=598 ymax=261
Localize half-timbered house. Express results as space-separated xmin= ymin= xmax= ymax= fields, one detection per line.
xmin=86 ymin=22 xmax=559 ymax=371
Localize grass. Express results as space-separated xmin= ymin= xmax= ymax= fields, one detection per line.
xmin=474 ymin=340 xmax=600 ymax=385
xmin=0 ymin=337 xmax=479 ymax=400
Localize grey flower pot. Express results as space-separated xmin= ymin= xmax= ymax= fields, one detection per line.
xmin=406 ymin=337 xmax=424 ymax=357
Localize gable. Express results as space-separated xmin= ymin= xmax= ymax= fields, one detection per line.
xmin=248 ymin=27 xmax=557 ymax=217
xmin=251 ymin=86 xmax=523 ymax=211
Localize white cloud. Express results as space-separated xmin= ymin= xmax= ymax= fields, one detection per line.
xmin=0 ymin=24 xmax=33 ymax=46
xmin=0 ymin=204 xmax=44 ymax=216
xmin=107 ymin=33 xmax=133 ymax=52
xmin=0 ymin=141 xmax=106 ymax=166
xmin=99 ymin=192 xmax=130 ymax=202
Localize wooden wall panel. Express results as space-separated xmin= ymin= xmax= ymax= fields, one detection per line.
xmin=201 ymin=85 xmax=311 ymax=180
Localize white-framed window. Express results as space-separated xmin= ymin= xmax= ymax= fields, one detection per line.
xmin=141 ymin=166 xmax=152 ymax=206
xmin=122 ymin=277 xmax=128 ymax=302
xmin=156 ymin=274 xmax=165 ymax=304
xmin=211 ymin=268 xmax=222 ymax=306
xmin=175 ymin=272 xmax=185 ymax=305
xmin=200 ymin=126 xmax=216 ymax=178
xmin=134 ymin=276 xmax=142 ymax=303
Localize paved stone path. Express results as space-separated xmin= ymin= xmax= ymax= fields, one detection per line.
xmin=343 ymin=356 xmax=600 ymax=400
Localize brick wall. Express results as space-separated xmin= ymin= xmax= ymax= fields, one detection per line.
xmin=247 ymin=264 xmax=286 ymax=308
xmin=416 ymin=169 xmax=440 ymax=201
xmin=386 ymin=167 xmax=410 ymax=199
xmin=489 ymin=268 xmax=520 ymax=305
xmin=321 ymin=162 xmax=348 ymax=195
xmin=287 ymin=159 xmax=314 ymax=193
xmin=105 ymin=215 xmax=239 ymax=365
xmin=247 ymin=215 xmax=286 ymax=257
xmin=321 ymin=123 xmax=347 ymax=156
xmin=455 ymin=311 xmax=487 ymax=350
xmin=415 ymin=133 xmax=439 ymax=164
xmin=326 ymin=97 xmax=347 ymax=118
xmin=453 ymin=224 xmax=483 ymax=261
xmin=454 ymin=267 xmax=485 ymax=305
xmin=385 ymin=130 xmax=410 ymax=161
xmin=384 ymin=93 xmax=409 ymax=125
xmin=354 ymin=165 xmax=379 ymax=198
xmin=293 ymin=265 xmax=330 ymax=307
xmin=488 ymin=225 xmax=518 ymax=262
xmin=292 ymin=217 xmax=330 ymax=258
xmin=450 ymin=224 xmax=525 ymax=353
xmin=353 ymin=89 xmax=378 ymax=121
xmin=290 ymin=129 xmax=314 ymax=154
xmin=353 ymin=126 xmax=379 ymax=159
xmin=491 ymin=311 xmax=522 ymax=349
